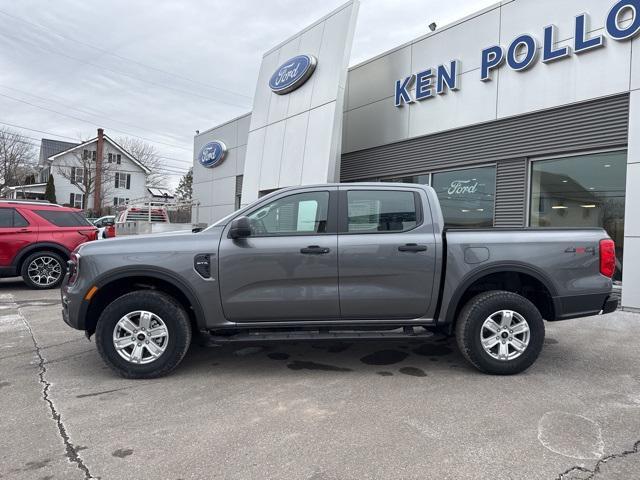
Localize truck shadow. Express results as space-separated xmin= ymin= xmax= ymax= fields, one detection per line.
xmin=178 ymin=335 xmax=470 ymax=378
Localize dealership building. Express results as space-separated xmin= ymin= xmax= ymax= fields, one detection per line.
xmin=192 ymin=0 xmax=640 ymax=311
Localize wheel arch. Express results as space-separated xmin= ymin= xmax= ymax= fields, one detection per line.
xmin=14 ymin=242 xmax=71 ymax=272
xmin=84 ymin=267 xmax=205 ymax=336
xmin=442 ymin=263 xmax=558 ymax=332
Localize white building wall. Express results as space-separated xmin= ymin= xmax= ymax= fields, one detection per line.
xmin=240 ymin=0 xmax=359 ymax=206
xmin=192 ymin=113 xmax=250 ymax=224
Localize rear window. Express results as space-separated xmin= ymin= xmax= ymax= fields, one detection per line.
xmin=346 ymin=190 xmax=419 ymax=233
xmin=0 ymin=208 xmax=29 ymax=228
xmin=34 ymin=210 xmax=92 ymax=227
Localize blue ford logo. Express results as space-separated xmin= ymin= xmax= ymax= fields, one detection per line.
xmin=269 ymin=54 xmax=317 ymax=95
xmin=197 ymin=141 xmax=227 ymax=168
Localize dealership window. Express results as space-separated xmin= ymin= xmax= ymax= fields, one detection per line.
xmin=247 ymin=191 xmax=329 ymax=235
xmin=432 ymin=166 xmax=496 ymax=228
xmin=235 ymin=175 xmax=243 ymax=210
xmin=530 ymin=151 xmax=627 ymax=280
xmin=347 ymin=190 xmax=418 ymax=233
xmin=383 ymin=174 xmax=430 ymax=185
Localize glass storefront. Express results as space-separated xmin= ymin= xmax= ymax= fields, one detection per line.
xmin=432 ymin=166 xmax=496 ymax=228
xmin=530 ymin=150 xmax=627 ymax=281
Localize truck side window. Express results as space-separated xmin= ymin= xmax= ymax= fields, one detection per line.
xmin=247 ymin=191 xmax=329 ymax=236
xmin=347 ymin=190 xmax=417 ymax=233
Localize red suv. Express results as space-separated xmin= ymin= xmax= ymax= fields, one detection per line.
xmin=0 ymin=201 xmax=98 ymax=289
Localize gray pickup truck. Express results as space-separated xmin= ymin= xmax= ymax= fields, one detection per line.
xmin=61 ymin=184 xmax=618 ymax=378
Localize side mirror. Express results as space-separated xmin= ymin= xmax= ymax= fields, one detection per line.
xmin=229 ymin=216 xmax=252 ymax=239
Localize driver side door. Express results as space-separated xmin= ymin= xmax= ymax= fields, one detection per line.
xmin=218 ymin=187 xmax=339 ymax=322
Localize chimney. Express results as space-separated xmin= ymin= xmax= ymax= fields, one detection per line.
xmin=93 ymin=128 xmax=104 ymax=213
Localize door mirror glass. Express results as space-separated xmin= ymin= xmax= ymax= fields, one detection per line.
xmin=229 ymin=216 xmax=252 ymax=239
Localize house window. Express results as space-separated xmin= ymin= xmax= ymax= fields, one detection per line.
xmin=92 ymin=150 xmax=97 ymax=161
xmin=69 ymin=193 xmax=84 ymax=209
xmin=71 ymin=167 xmax=84 ymax=185
xmin=113 ymin=197 xmax=129 ymax=206
xmin=108 ymin=153 xmax=113 ymax=163
xmin=530 ymin=150 xmax=627 ymax=280
xmin=116 ymin=154 xmax=122 ymax=165
xmin=115 ymin=172 xmax=131 ymax=189
xmin=83 ymin=149 xmax=90 ymax=160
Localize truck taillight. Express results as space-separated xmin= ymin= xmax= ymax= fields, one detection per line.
xmin=599 ymin=239 xmax=616 ymax=278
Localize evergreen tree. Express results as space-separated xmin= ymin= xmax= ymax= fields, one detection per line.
xmin=175 ymin=168 xmax=192 ymax=202
xmin=44 ymin=174 xmax=57 ymax=204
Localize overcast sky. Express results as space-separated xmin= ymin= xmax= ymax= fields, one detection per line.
xmin=0 ymin=0 xmax=497 ymax=187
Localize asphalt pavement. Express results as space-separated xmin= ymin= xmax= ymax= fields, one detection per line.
xmin=1 ymin=277 xmax=639 ymax=480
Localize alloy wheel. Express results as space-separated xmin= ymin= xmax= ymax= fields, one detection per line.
xmin=27 ymin=256 xmax=63 ymax=287
xmin=480 ymin=310 xmax=531 ymax=361
xmin=112 ymin=311 xmax=169 ymax=364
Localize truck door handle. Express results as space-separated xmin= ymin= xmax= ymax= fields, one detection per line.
xmin=300 ymin=245 xmax=331 ymax=254
xmin=398 ymin=243 xmax=427 ymax=252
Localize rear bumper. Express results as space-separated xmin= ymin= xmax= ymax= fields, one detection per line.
xmin=551 ymin=292 xmax=617 ymax=321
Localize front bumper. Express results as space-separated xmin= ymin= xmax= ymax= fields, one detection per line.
xmin=61 ymin=278 xmax=87 ymax=330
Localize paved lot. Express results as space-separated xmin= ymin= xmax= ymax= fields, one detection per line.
xmin=1 ymin=278 xmax=639 ymax=480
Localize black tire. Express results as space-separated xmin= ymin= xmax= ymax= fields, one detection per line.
xmin=20 ymin=251 xmax=66 ymax=290
xmin=455 ymin=290 xmax=545 ymax=375
xmin=95 ymin=291 xmax=192 ymax=379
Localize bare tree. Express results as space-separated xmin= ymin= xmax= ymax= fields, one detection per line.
xmin=56 ymin=146 xmax=115 ymax=213
xmin=117 ymin=137 xmax=167 ymax=188
xmin=0 ymin=127 xmax=37 ymax=190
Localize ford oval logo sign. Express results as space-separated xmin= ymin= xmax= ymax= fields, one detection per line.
xmin=269 ymin=54 xmax=317 ymax=95
xmin=197 ymin=141 xmax=227 ymax=168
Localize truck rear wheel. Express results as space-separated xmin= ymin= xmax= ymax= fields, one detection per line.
xmin=455 ymin=290 xmax=544 ymax=375
xmin=95 ymin=291 xmax=192 ymax=379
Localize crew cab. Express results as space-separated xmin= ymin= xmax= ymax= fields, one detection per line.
xmin=0 ymin=200 xmax=98 ymax=289
xmin=61 ymin=184 xmax=617 ymax=378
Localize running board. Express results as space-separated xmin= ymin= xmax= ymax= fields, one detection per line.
xmin=200 ymin=326 xmax=433 ymax=345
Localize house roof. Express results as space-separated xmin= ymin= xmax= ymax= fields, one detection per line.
xmin=40 ymin=139 xmax=79 ymax=165
xmin=46 ymin=135 xmax=151 ymax=174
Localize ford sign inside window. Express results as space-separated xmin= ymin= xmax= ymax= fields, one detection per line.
xmin=269 ymin=54 xmax=317 ymax=95
xmin=198 ymin=141 xmax=227 ymax=168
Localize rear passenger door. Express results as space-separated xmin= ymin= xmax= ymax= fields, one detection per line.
xmin=337 ymin=187 xmax=438 ymax=319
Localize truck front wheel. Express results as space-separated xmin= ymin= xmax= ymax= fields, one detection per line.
xmin=95 ymin=291 xmax=192 ymax=379
xmin=455 ymin=290 xmax=545 ymax=375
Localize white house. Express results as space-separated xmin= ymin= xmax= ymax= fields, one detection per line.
xmin=37 ymin=129 xmax=150 ymax=210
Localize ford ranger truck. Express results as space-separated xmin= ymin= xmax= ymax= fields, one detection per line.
xmin=61 ymin=184 xmax=618 ymax=378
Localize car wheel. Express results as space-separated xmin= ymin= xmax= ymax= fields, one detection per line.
xmin=95 ymin=291 xmax=192 ymax=379
xmin=21 ymin=251 xmax=66 ymax=289
xmin=455 ymin=290 xmax=545 ymax=375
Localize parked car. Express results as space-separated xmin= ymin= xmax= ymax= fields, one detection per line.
xmin=61 ymin=184 xmax=617 ymax=378
xmin=0 ymin=200 xmax=98 ymax=289
xmin=93 ymin=215 xmax=116 ymax=239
